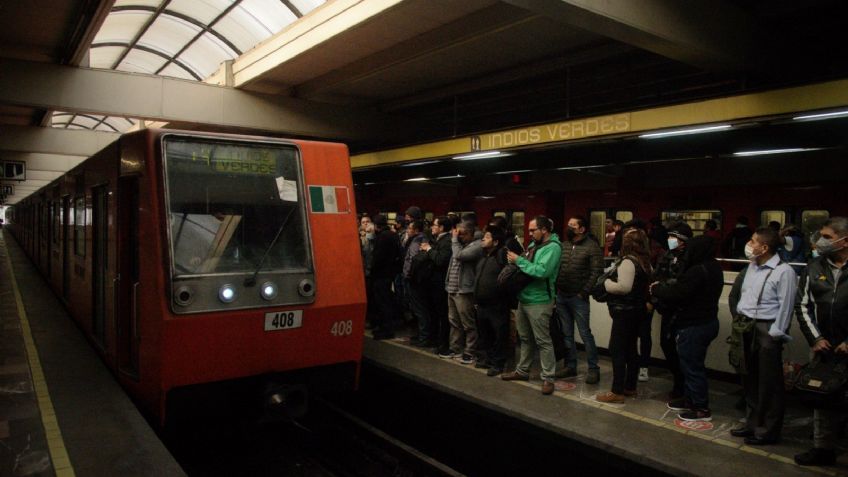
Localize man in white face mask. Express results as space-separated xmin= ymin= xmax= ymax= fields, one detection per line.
xmin=728 ymin=227 xmax=797 ymax=446
xmin=794 ymin=217 xmax=848 ymax=466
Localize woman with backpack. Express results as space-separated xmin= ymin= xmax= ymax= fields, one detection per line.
xmin=596 ymin=228 xmax=653 ymax=403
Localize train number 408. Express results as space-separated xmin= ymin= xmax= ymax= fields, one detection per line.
xmin=330 ymin=320 xmax=353 ymax=336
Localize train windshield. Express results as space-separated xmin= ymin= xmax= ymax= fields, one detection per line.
xmin=163 ymin=137 xmax=311 ymax=277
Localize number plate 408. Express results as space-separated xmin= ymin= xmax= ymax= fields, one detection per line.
xmin=265 ymin=310 xmax=303 ymax=331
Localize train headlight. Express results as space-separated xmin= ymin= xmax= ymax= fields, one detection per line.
xmin=260 ymin=281 xmax=278 ymax=301
xmin=218 ymin=284 xmax=237 ymax=304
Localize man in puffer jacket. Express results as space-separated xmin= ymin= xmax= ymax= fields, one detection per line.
xmin=501 ymin=216 xmax=563 ymax=395
xmin=555 ymin=215 xmax=604 ymax=384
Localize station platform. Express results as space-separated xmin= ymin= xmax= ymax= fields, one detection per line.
xmin=0 ymin=231 xmax=184 ymax=477
xmin=364 ymin=326 xmax=848 ymax=476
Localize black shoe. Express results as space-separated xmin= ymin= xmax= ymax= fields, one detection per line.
xmin=487 ymin=368 xmax=503 ymax=377
xmin=474 ymin=360 xmax=491 ymax=369
xmin=667 ymin=397 xmax=690 ymax=411
xmin=744 ymin=435 xmax=780 ymax=446
xmin=555 ymin=367 xmax=577 ymax=378
xmin=677 ymin=408 xmax=712 ymax=422
xmin=730 ymin=427 xmax=754 ymax=438
xmin=795 ymin=448 xmax=836 ymax=466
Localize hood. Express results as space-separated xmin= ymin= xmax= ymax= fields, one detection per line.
xmin=683 ymin=235 xmax=715 ymax=267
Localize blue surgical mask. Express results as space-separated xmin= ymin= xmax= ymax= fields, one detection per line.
xmin=667 ymin=237 xmax=679 ymax=250
xmin=812 ymin=249 xmax=820 ymax=258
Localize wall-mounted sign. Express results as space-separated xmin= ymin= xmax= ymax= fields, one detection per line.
xmin=1 ymin=161 xmax=26 ymax=181
xmin=1 ymin=184 xmax=13 ymax=196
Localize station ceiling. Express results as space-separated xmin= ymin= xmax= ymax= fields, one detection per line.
xmin=2 ymin=0 xmax=848 ymax=204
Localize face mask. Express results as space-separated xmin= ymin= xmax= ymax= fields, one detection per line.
xmin=812 ymin=249 xmax=820 ymax=258
xmin=744 ymin=243 xmax=762 ymax=261
xmin=566 ymin=228 xmax=577 ymax=240
xmin=667 ymin=237 xmax=679 ymax=250
xmin=815 ymin=236 xmax=847 ymax=256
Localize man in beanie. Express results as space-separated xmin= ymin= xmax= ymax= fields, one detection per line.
xmin=650 ymin=221 xmax=694 ymax=400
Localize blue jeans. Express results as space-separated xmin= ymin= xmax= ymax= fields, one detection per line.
xmin=555 ymin=291 xmax=599 ymax=371
xmin=676 ymin=319 xmax=719 ymax=409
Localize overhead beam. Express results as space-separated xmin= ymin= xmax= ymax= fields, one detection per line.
xmin=502 ymin=0 xmax=762 ymax=71
xmin=0 ymin=125 xmax=118 ymax=156
xmin=0 ymin=59 xmax=408 ymax=140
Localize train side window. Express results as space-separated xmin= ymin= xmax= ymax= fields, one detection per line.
xmin=802 ymin=210 xmax=830 ymax=238
xmin=74 ymin=196 xmax=86 ymax=257
xmin=589 ymin=211 xmax=608 ymax=247
xmin=379 ymin=211 xmax=398 ymax=225
xmin=493 ymin=210 xmax=525 ymax=246
xmin=661 ymin=210 xmax=722 ymax=236
xmin=424 ymin=212 xmax=434 ymax=225
xmin=760 ymin=210 xmax=786 ymax=228
xmin=615 ymin=210 xmax=633 ymax=223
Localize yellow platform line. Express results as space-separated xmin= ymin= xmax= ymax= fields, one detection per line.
xmin=371 ymin=334 xmax=836 ymax=474
xmin=3 ymin=244 xmax=76 ymax=477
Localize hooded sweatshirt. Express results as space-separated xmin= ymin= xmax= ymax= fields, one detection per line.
xmin=516 ymin=234 xmax=562 ymax=304
xmin=651 ymin=235 xmax=724 ymax=328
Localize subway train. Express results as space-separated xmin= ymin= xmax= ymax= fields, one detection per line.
xmin=354 ymin=149 xmax=845 ymax=374
xmin=7 ymin=129 xmax=366 ymax=425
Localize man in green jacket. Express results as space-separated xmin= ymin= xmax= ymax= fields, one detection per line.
xmin=502 ymin=216 xmax=563 ymax=395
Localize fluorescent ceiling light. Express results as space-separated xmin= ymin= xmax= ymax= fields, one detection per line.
xmin=733 ymin=147 xmax=820 ymax=157
xmin=404 ymin=177 xmax=429 ymax=182
xmin=639 ymin=124 xmax=731 ymax=139
xmin=494 ymin=169 xmax=532 ymax=175
xmin=793 ymin=110 xmax=848 ymax=121
xmin=433 ymin=174 xmax=465 ymax=179
xmin=452 ymin=150 xmax=513 ymax=160
xmin=400 ymin=160 xmax=439 ymax=167
xmin=556 ymin=164 xmax=607 ymax=170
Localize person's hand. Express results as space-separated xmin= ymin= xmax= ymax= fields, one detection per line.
xmin=451 ymin=228 xmax=460 ymax=238
xmin=420 ymin=242 xmax=431 ymax=252
xmin=836 ymin=342 xmax=848 ymax=354
xmin=507 ymin=251 xmax=519 ymax=263
xmin=813 ymin=338 xmax=833 ymax=353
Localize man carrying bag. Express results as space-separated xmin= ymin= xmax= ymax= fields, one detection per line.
xmin=793 ymin=217 xmax=848 ymax=466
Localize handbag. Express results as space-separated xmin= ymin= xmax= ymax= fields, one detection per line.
xmin=590 ymin=259 xmax=620 ymax=303
xmin=795 ymin=353 xmax=848 ymax=409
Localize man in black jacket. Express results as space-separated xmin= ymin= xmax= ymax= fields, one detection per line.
xmin=370 ymin=214 xmax=402 ymax=339
xmin=554 ymin=216 xmax=604 ymax=384
xmin=652 ymin=222 xmax=693 ymax=399
xmin=651 ymin=235 xmax=724 ymax=422
xmin=419 ymin=216 xmax=454 ymax=353
xmin=475 ymin=226 xmax=510 ymax=376
xmin=794 ymin=217 xmax=848 ymax=466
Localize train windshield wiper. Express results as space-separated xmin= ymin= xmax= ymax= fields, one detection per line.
xmin=244 ymin=206 xmax=295 ymax=287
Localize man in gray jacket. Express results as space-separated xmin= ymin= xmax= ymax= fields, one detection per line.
xmin=555 ymin=216 xmax=604 ymax=384
xmin=441 ymin=220 xmax=483 ymax=364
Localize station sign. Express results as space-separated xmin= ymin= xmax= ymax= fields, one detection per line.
xmin=1 ymin=160 xmax=26 ymax=181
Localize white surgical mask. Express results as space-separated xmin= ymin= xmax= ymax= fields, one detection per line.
xmin=812 ymin=249 xmax=821 ymax=258
xmin=744 ymin=243 xmax=761 ymax=261
xmin=815 ymin=235 xmax=847 ymax=256
xmin=667 ymin=237 xmax=679 ymax=250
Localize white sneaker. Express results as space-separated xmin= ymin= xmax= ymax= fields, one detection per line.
xmin=638 ymin=367 xmax=649 ymax=382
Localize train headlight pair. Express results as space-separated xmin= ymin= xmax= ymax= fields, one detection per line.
xmin=218 ymin=281 xmax=277 ymax=303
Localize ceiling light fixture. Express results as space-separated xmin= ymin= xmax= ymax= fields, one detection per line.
xmin=733 ymin=147 xmax=820 ymax=157
xmin=433 ymin=174 xmax=465 ymax=180
xmin=792 ymin=110 xmax=848 ymax=121
xmin=452 ymin=150 xmax=513 ymax=160
xmin=639 ymin=124 xmax=732 ymax=139
xmin=403 ymin=177 xmax=429 ymax=182
xmin=400 ymin=160 xmax=439 ymax=167
xmin=494 ymin=169 xmax=532 ymax=175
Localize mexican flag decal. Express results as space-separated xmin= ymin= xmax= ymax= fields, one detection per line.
xmin=308 ymin=185 xmax=350 ymax=214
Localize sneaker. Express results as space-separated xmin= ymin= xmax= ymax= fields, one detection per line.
xmin=794 ymin=447 xmax=837 ymax=466
xmin=501 ymin=371 xmax=530 ymax=381
xmin=638 ymin=367 xmax=649 ymax=382
xmin=678 ymin=408 xmax=712 ymax=422
xmin=459 ymin=354 xmax=474 ymax=365
xmin=486 ymin=368 xmax=503 ymax=377
xmin=555 ymin=367 xmax=577 ymax=378
xmin=438 ymin=350 xmax=457 ymax=359
xmin=667 ymin=397 xmax=690 ymax=411
xmin=585 ymin=368 xmax=600 ymax=384
xmin=596 ymin=391 xmax=625 ymax=403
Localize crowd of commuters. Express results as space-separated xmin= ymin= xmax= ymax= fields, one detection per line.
xmin=358 ymin=209 xmax=848 ymax=466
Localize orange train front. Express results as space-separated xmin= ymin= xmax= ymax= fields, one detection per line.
xmin=8 ymin=129 xmax=366 ymax=425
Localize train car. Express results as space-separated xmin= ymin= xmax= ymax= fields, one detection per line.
xmin=7 ymin=129 xmax=366 ymax=425
xmin=355 ymin=152 xmax=845 ymax=375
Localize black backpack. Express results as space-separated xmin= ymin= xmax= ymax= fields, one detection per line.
xmin=410 ymin=247 xmax=435 ymax=284
xmin=497 ymin=240 xmax=555 ymax=297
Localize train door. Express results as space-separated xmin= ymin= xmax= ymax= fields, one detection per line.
xmin=588 ymin=209 xmax=633 ymax=255
xmin=116 ymin=177 xmax=139 ymax=378
xmin=62 ymin=196 xmax=71 ymax=301
xmin=493 ymin=210 xmax=525 ymax=247
xmin=91 ymin=185 xmax=108 ymax=346
xmin=46 ymin=201 xmax=53 ymax=280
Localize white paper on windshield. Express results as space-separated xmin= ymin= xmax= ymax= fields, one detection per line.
xmin=276 ymin=176 xmax=298 ymax=202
